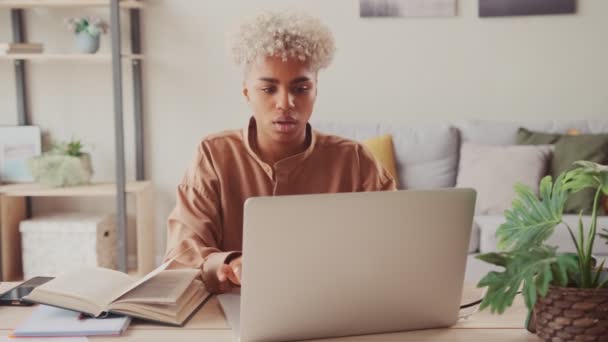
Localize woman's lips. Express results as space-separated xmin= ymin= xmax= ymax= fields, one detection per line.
xmin=273 ymin=120 xmax=297 ymax=133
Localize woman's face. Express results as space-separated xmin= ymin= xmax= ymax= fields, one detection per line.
xmin=243 ymin=56 xmax=318 ymax=146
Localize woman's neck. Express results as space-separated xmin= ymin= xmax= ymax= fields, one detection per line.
xmin=255 ymin=129 xmax=309 ymax=165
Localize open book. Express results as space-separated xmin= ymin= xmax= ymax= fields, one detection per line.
xmin=23 ymin=261 xmax=210 ymax=327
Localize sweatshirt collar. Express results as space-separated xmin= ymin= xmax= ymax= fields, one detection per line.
xmin=242 ymin=116 xmax=316 ymax=172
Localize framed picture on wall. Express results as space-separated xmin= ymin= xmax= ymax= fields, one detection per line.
xmin=479 ymin=0 xmax=576 ymax=17
xmin=360 ymin=0 xmax=457 ymax=17
xmin=0 ymin=126 xmax=41 ymax=183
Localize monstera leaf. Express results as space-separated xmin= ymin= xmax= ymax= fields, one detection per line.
xmin=496 ymin=174 xmax=568 ymax=252
xmin=563 ymin=161 xmax=608 ymax=195
xmin=477 ymin=248 xmax=578 ymax=313
xmin=601 ymin=229 xmax=608 ymax=244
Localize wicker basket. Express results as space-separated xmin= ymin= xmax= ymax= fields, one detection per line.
xmin=534 ymin=285 xmax=608 ymax=342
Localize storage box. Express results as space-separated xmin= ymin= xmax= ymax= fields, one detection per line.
xmin=20 ymin=213 xmax=118 ymax=278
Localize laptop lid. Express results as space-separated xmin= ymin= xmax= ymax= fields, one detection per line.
xmin=238 ymin=189 xmax=475 ymax=342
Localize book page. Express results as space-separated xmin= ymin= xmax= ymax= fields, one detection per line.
xmin=109 ymin=258 xmax=173 ymax=303
xmin=30 ymin=267 xmax=134 ymax=309
xmin=109 ymin=280 xmax=208 ymax=326
xmin=112 ymin=269 xmax=200 ymax=305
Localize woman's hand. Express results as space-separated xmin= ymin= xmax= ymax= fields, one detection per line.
xmin=217 ymin=256 xmax=242 ymax=286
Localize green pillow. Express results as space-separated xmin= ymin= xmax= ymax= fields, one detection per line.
xmin=517 ymin=128 xmax=608 ymax=214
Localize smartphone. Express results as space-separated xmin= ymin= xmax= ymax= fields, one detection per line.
xmin=0 ymin=276 xmax=54 ymax=306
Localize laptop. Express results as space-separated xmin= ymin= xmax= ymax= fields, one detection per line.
xmin=218 ymin=188 xmax=476 ymax=342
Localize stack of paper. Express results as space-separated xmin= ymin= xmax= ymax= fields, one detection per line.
xmin=12 ymin=305 xmax=130 ymax=337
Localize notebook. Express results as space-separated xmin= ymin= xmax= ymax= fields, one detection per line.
xmin=13 ymin=305 xmax=130 ymax=337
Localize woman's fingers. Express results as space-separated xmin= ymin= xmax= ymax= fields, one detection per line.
xmin=226 ymin=265 xmax=241 ymax=285
xmin=226 ymin=257 xmax=242 ymax=285
xmin=217 ymin=264 xmax=230 ymax=282
xmin=233 ymin=264 xmax=242 ymax=282
xmin=217 ymin=264 xmax=241 ymax=286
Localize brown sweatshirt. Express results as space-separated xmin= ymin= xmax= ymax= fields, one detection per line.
xmin=164 ymin=118 xmax=397 ymax=293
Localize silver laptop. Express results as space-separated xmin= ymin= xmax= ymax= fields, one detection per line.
xmin=218 ymin=189 xmax=476 ymax=342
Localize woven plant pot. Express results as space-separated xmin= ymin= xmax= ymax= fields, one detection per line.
xmin=534 ymin=285 xmax=608 ymax=342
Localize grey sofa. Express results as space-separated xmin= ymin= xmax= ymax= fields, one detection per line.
xmin=312 ymin=119 xmax=608 ymax=283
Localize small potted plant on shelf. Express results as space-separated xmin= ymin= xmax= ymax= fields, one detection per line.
xmin=64 ymin=17 xmax=109 ymax=54
xmin=476 ymin=161 xmax=608 ymax=341
xmin=28 ymin=139 xmax=93 ymax=187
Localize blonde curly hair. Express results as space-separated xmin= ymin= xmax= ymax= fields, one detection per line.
xmin=230 ymin=10 xmax=335 ymax=71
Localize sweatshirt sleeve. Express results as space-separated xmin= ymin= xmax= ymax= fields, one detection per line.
xmin=163 ymin=141 xmax=241 ymax=294
xmin=356 ymin=144 xmax=398 ymax=192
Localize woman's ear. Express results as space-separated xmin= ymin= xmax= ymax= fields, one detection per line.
xmin=242 ymin=64 xmax=251 ymax=102
xmin=242 ymin=86 xmax=249 ymax=102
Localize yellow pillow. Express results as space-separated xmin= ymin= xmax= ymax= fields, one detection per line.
xmin=361 ymin=134 xmax=399 ymax=184
xmin=566 ymin=128 xmax=581 ymax=136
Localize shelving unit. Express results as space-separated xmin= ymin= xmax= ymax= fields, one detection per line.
xmin=0 ymin=0 xmax=149 ymax=280
xmin=0 ymin=181 xmax=151 ymax=196
xmin=0 ymin=181 xmax=155 ymax=280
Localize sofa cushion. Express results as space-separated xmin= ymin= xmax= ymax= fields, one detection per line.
xmin=456 ymin=143 xmax=553 ymax=214
xmin=477 ymin=215 xmax=608 ymax=255
xmin=517 ymin=128 xmax=608 ymax=214
xmin=469 ymin=221 xmax=480 ymax=254
xmin=456 ymin=119 xmax=608 ymax=145
xmin=312 ymin=121 xmax=459 ymax=189
xmin=361 ymin=134 xmax=399 ymax=185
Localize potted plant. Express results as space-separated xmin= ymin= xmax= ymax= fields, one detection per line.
xmin=28 ymin=139 xmax=93 ymax=187
xmin=476 ymin=161 xmax=608 ymax=341
xmin=64 ymin=17 xmax=109 ymax=54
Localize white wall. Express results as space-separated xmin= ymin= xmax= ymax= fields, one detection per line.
xmin=1 ymin=0 xmax=607 ymax=262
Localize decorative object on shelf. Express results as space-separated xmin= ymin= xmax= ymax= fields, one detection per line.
xmin=479 ymin=0 xmax=576 ymax=17
xmin=64 ymin=17 xmax=109 ymax=53
xmin=476 ymin=161 xmax=608 ymax=341
xmin=360 ymin=0 xmax=456 ymax=17
xmin=0 ymin=126 xmax=42 ymax=183
xmin=28 ymin=138 xmax=93 ymax=187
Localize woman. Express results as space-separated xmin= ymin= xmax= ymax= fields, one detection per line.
xmin=164 ymin=10 xmax=396 ymax=294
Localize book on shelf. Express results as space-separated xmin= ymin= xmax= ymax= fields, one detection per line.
xmin=13 ymin=304 xmax=131 ymax=337
xmin=0 ymin=42 xmax=43 ymax=55
xmin=23 ymin=259 xmax=210 ymax=327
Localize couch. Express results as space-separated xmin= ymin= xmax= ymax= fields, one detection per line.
xmin=312 ymin=119 xmax=608 ymax=284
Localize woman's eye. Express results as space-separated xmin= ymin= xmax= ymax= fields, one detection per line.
xmin=292 ymin=86 xmax=310 ymax=94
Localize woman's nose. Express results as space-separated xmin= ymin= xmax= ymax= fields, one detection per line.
xmin=276 ymin=89 xmax=295 ymax=110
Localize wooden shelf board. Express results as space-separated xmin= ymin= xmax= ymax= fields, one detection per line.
xmin=0 ymin=0 xmax=144 ymax=9
xmin=0 ymin=54 xmax=144 ymax=61
xmin=0 ymin=181 xmax=151 ymax=197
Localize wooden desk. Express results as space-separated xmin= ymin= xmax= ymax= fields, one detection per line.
xmin=0 ymin=181 xmax=155 ymax=280
xmin=0 ymin=282 xmax=539 ymax=341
